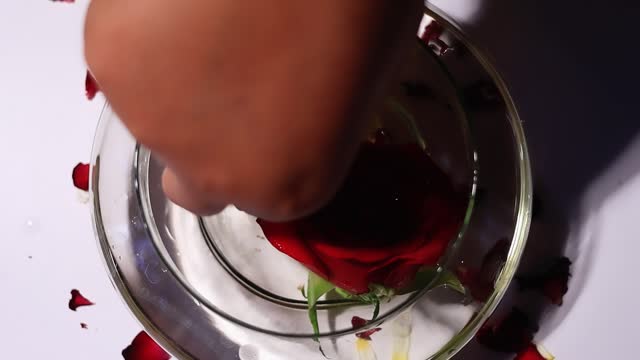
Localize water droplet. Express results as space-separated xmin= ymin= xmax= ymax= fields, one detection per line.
xmin=23 ymin=218 xmax=40 ymax=234
xmin=161 ymin=268 xmax=168 ymax=273
xmin=239 ymin=345 xmax=259 ymax=360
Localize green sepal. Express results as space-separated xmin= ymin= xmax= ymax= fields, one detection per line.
xmin=398 ymin=267 xmax=466 ymax=296
xmin=334 ymin=285 xmax=382 ymax=321
xmin=371 ymin=297 xmax=380 ymax=321
xmin=306 ymin=272 xmax=335 ymax=341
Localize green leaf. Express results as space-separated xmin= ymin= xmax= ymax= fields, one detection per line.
xmin=371 ymin=298 xmax=380 ymax=321
xmin=398 ymin=267 xmax=466 ymax=296
xmin=437 ymin=269 xmax=466 ymax=295
xmin=334 ymin=286 xmax=381 ymax=321
xmin=307 ymin=272 xmax=335 ymax=340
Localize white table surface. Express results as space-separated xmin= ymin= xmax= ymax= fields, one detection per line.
xmin=0 ymin=0 xmax=636 ymax=359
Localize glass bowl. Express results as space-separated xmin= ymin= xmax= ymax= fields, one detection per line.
xmin=90 ymin=5 xmax=532 ymax=360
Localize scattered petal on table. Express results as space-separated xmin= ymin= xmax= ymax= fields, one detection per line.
xmin=68 ymin=289 xmax=94 ymax=311
xmin=122 ymin=331 xmax=170 ymax=360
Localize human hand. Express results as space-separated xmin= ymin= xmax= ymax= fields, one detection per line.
xmin=84 ymin=0 xmax=423 ymax=221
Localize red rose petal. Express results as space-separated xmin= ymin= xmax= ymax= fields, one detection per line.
xmin=72 ymin=163 xmax=90 ymax=191
xmin=514 ymin=343 xmax=552 ymax=360
xmin=256 ymin=219 xmax=330 ymax=280
xmin=356 ymin=328 xmax=382 ymax=341
xmin=351 ymin=316 xmax=368 ymax=328
xmin=420 ymin=22 xmax=444 ymax=44
xmin=477 ymin=308 xmax=538 ymax=353
xmin=122 ymin=331 xmax=170 ymax=360
xmin=351 ymin=316 xmax=382 ymax=341
xmin=85 ymin=71 xmax=99 ymax=100
xmin=68 ymin=289 xmax=94 ymax=311
xmin=457 ymin=239 xmax=510 ymax=301
xmin=518 ymin=257 xmax=572 ymax=305
xmin=258 ymin=142 xmax=463 ymax=294
xmin=420 ymin=21 xmax=451 ymax=55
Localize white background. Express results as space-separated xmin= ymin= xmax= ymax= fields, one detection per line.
xmin=0 ymin=0 xmax=637 ymax=359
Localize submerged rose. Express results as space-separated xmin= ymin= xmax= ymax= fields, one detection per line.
xmin=258 ymin=142 xmax=464 ymax=294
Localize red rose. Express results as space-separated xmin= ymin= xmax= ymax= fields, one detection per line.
xmin=258 ymin=142 xmax=464 ymax=294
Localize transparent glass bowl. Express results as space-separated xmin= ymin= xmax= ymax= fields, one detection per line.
xmin=90 ymin=6 xmax=532 ymax=360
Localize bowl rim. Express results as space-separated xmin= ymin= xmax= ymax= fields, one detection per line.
xmin=422 ymin=5 xmax=533 ymax=360
xmin=133 ymin=34 xmax=480 ymax=339
xmin=89 ymin=3 xmax=532 ymax=358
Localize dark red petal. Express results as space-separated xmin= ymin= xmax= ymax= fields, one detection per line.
xmin=514 ymin=343 xmax=551 ymax=360
xmin=256 ymin=219 xmax=330 ymax=279
xmin=480 ymin=239 xmax=511 ymax=271
xmin=258 ymin=142 xmax=462 ymax=294
xmin=356 ymin=328 xmax=382 ymax=341
xmin=455 ymin=265 xmax=476 ymax=287
xmin=458 ymin=239 xmax=510 ymax=302
xmin=80 ymin=323 xmax=88 ymax=329
xmin=122 ymin=331 xmax=170 ymax=360
xmin=351 ymin=316 xmax=381 ymax=340
xmin=420 ymin=22 xmax=444 ymax=44
xmin=68 ymin=289 xmax=94 ymax=311
xmin=518 ymin=257 xmax=572 ymax=305
xmin=351 ymin=316 xmax=368 ymax=328
xmin=476 ymin=308 xmax=538 ymax=353
xmin=85 ymin=71 xmax=99 ymax=100
xmin=72 ymin=163 xmax=90 ymax=191
xmin=420 ymin=21 xmax=452 ymax=55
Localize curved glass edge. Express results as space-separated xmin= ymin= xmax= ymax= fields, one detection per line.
xmin=192 ymin=40 xmax=478 ymax=314
xmin=135 ymin=22 xmax=479 ymax=338
xmin=423 ymin=4 xmax=533 ymax=360
xmin=137 ymin=145 xmax=446 ymax=339
xmin=87 ymin=4 xmax=533 ymax=359
xmin=88 ymin=105 xmax=192 ymax=360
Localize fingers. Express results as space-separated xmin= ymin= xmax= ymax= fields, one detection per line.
xmin=161 ymin=167 xmax=227 ymax=216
